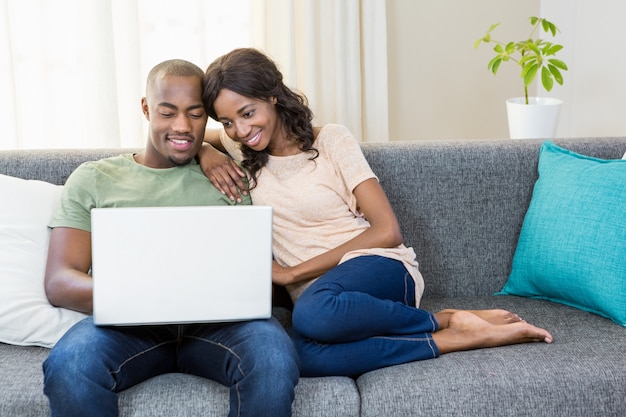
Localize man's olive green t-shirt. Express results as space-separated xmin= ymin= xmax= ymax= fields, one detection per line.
xmin=49 ymin=154 xmax=251 ymax=231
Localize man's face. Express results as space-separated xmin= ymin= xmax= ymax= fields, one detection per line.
xmin=141 ymin=74 xmax=208 ymax=168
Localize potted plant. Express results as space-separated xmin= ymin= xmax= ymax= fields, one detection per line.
xmin=475 ymin=17 xmax=568 ymax=139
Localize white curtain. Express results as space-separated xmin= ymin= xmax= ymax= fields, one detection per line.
xmin=0 ymin=0 xmax=388 ymax=150
xmin=252 ymin=0 xmax=389 ymax=142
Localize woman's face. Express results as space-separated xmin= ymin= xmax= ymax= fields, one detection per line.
xmin=212 ymin=88 xmax=283 ymax=152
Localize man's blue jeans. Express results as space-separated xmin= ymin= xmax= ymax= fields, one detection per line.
xmin=291 ymin=255 xmax=440 ymax=377
xmin=43 ymin=317 xmax=299 ymax=417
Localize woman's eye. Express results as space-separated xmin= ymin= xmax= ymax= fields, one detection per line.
xmin=222 ymin=121 xmax=232 ymax=128
xmin=244 ymin=110 xmax=255 ymax=118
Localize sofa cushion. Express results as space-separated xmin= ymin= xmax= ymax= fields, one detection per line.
xmin=358 ymin=295 xmax=626 ymax=417
xmin=498 ymin=142 xmax=626 ymax=326
xmin=121 ymin=375 xmax=365 ymax=417
xmin=0 ymin=174 xmax=87 ymax=348
xmin=0 ymin=344 xmax=50 ymax=416
xmin=0 ymin=342 xmax=362 ymax=417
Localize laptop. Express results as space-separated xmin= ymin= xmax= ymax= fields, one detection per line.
xmin=91 ymin=205 xmax=273 ymax=326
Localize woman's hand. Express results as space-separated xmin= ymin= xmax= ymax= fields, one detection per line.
xmin=270 ymin=178 xmax=403 ymax=286
xmin=197 ymin=143 xmax=248 ymax=202
xmin=272 ymin=260 xmax=297 ymax=286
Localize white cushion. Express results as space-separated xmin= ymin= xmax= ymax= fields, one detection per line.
xmin=0 ymin=174 xmax=87 ymax=348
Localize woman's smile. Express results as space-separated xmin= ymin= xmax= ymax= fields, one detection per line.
xmin=244 ymin=131 xmax=262 ymax=147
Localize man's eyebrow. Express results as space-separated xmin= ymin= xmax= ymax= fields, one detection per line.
xmin=187 ymin=103 xmax=205 ymax=111
xmin=157 ymin=102 xmax=205 ymax=111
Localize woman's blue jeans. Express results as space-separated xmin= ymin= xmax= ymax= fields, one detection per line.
xmin=291 ymin=255 xmax=440 ymax=377
xmin=43 ymin=317 xmax=299 ymax=417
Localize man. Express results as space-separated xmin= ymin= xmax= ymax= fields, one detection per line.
xmin=42 ymin=59 xmax=299 ymax=417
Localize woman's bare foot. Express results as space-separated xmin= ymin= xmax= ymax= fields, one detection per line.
xmin=435 ymin=309 xmax=522 ymax=329
xmin=432 ymin=310 xmax=553 ymax=355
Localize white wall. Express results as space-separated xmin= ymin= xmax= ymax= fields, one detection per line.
xmin=541 ymin=0 xmax=626 ymax=138
xmin=386 ymin=0 xmax=626 ymax=140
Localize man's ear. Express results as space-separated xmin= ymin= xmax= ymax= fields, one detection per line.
xmin=141 ymin=97 xmax=150 ymax=121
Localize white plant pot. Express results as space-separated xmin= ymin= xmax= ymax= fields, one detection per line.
xmin=506 ymin=97 xmax=562 ymax=140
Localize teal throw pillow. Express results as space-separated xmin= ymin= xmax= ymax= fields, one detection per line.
xmin=499 ymin=141 xmax=626 ymax=326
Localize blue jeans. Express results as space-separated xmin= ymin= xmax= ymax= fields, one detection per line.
xmin=291 ymin=255 xmax=440 ymax=377
xmin=43 ymin=317 xmax=299 ymax=417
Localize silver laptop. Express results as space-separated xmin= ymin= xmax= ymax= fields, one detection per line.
xmin=91 ymin=206 xmax=273 ymax=326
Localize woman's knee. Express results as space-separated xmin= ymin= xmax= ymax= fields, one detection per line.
xmin=291 ymin=293 xmax=343 ymax=342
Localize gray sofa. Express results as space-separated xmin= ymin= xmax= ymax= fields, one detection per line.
xmin=1 ymin=137 xmax=625 ymax=417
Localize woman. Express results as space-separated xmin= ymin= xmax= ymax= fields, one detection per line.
xmin=199 ymin=48 xmax=552 ymax=377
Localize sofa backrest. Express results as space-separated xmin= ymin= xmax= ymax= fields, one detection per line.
xmin=361 ymin=137 xmax=626 ymax=298
xmin=2 ymin=137 xmax=626 ymax=298
xmin=0 ymin=149 xmax=142 ymax=186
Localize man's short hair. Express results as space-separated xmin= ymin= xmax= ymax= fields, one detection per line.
xmin=146 ymin=59 xmax=204 ymax=94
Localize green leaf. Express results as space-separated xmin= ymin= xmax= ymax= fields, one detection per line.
xmin=548 ymin=65 xmax=564 ymax=85
xmin=541 ymin=19 xmax=558 ymax=36
xmin=548 ymin=58 xmax=568 ymax=70
xmin=545 ymin=44 xmax=563 ymax=55
xmin=488 ymin=23 xmax=501 ymax=33
xmin=520 ymin=54 xmax=538 ymax=66
xmin=523 ymin=64 xmax=539 ymax=86
xmin=527 ymin=42 xmax=541 ymax=55
xmin=488 ymin=57 xmax=502 ymax=74
xmin=475 ymin=17 xmax=567 ymax=90
xmin=542 ymin=66 xmax=554 ymax=91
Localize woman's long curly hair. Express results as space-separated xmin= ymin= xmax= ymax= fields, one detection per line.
xmin=203 ymin=48 xmax=317 ymax=188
